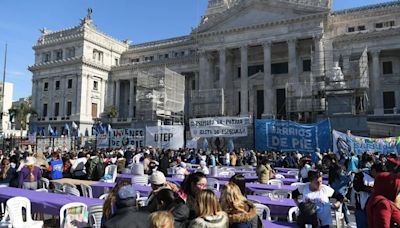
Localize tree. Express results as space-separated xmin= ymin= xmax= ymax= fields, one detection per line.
xmin=9 ymin=100 xmax=37 ymax=138
xmin=105 ymin=105 xmax=118 ymax=118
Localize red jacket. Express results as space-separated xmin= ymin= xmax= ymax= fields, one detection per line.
xmin=366 ymin=172 xmax=400 ymax=228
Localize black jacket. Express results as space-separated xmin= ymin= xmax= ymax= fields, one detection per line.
xmin=103 ymin=206 xmax=149 ymax=228
xmin=170 ymin=201 xmax=190 ymax=228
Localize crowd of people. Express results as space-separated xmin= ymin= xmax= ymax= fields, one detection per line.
xmin=0 ymin=145 xmax=399 ymax=228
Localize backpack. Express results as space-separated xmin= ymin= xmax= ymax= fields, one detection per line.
xmin=92 ymin=162 xmax=106 ymax=181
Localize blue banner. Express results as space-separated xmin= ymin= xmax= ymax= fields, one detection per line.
xmin=256 ymin=119 xmax=331 ymax=153
xmin=333 ymin=130 xmax=400 ymax=155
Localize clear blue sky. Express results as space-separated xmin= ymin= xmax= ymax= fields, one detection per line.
xmin=0 ymin=0 xmax=392 ymax=101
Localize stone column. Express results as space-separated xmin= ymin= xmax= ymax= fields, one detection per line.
xmin=86 ymin=75 xmax=91 ymax=117
xmin=219 ymin=48 xmax=226 ymax=115
xmin=288 ymin=39 xmax=298 ymax=83
xmin=129 ymin=78 xmax=135 ymax=117
xmin=194 ymin=71 xmax=199 ymax=90
xmin=31 ymin=80 xmax=37 ymax=112
xmin=108 ymin=79 xmax=114 ymax=107
xmin=371 ymin=50 xmax=383 ymax=115
xmin=115 ymin=80 xmax=120 ymax=117
xmin=219 ymin=48 xmax=226 ymax=92
xmin=313 ymin=34 xmax=324 ymax=77
xmin=48 ymin=78 xmax=54 ymax=118
xmin=263 ymin=41 xmax=275 ymax=118
xmin=198 ymin=50 xmax=208 ymax=90
xmin=240 ymin=45 xmax=249 ymax=116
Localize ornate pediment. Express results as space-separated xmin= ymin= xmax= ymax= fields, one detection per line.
xmin=195 ymin=0 xmax=329 ymax=34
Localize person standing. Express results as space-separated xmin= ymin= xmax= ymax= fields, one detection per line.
xmin=48 ymin=152 xmax=63 ymax=180
xmin=18 ymin=157 xmax=41 ymax=190
xmin=366 ymin=172 xmax=400 ymax=228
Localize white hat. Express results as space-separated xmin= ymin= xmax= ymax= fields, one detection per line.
xmin=150 ymin=171 xmax=166 ymax=185
xmin=25 ymin=157 xmax=36 ymax=166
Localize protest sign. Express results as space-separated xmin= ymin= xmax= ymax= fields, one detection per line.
xmin=256 ymin=119 xmax=331 ymax=153
xmin=333 ymin=130 xmax=400 ymax=155
xmin=146 ymin=125 xmax=184 ymax=150
xmin=189 ymin=117 xmax=250 ymax=138
xmin=110 ymin=128 xmax=145 ymax=148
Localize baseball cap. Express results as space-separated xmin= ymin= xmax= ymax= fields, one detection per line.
xmin=117 ymin=185 xmax=137 ymax=200
xmin=150 ymin=171 xmax=166 ymax=185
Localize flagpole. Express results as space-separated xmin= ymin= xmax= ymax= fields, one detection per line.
xmin=2 ymin=43 xmax=7 ymax=153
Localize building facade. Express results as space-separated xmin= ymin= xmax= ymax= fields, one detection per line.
xmin=30 ymin=0 xmax=400 ymax=138
xmin=0 ymin=82 xmax=14 ymax=135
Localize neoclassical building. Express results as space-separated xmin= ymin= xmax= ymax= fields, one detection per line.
xmin=30 ymin=0 xmax=400 ymax=138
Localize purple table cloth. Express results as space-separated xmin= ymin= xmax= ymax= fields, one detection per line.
xmin=275 ymin=167 xmax=298 ymax=172
xmin=116 ymin=173 xmax=133 ymax=183
xmin=90 ymin=182 xmax=152 ymax=198
xmin=246 ymin=183 xmax=298 ymax=192
xmin=0 ymin=187 xmax=104 ymax=215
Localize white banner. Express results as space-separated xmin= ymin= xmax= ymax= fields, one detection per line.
xmin=96 ymin=133 xmax=109 ymax=149
xmin=146 ymin=126 xmax=184 ymax=150
xmin=186 ymin=139 xmax=198 ymax=149
xmin=110 ymin=129 xmax=145 ymax=149
xmin=189 ymin=117 xmax=250 ymax=138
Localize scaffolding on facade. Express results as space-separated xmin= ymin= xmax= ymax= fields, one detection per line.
xmin=136 ymin=67 xmax=185 ymax=124
xmin=285 ymin=47 xmax=370 ymax=122
xmin=190 ymin=88 xmax=225 ymax=118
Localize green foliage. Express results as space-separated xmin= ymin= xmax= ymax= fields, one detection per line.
xmin=105 ymin=105 xmax=118 ymax=118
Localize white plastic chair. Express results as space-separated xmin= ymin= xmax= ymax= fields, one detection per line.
xmin=80 ymin=184 xmax=93 ymax=198
xmin=252 ymin=189 xmax=272 ymax=197
xmin=132 ymin=175 xmax=149 ymax=186
xmin=104 ymin=165 xmax=118 ymax=183
xmin=274 ymin=174 xmax=286 ymax=179
xmin=35 ymin=188 xmax=48 ymax=193
xmin=287 ymin=170 xmax=299 ymax=176
xmin=287 ymin=206 xmax=299 ymax=223
xmin=88 ymin=205 xmax=103 ymax=228
xmin=271 ymin=189 xmax=292 ymax=199
xmin=207 ymin=178 xmax=220 ymax=191
xmin=99 ymin=193 xmax=109 ymax=200
xmin=59 ymin=202 xmax=88 ymax=228
xmin=218 ymin=171 xmax=233 ymax=176
xmin=254 ymin=203 xmax=271 ymax=220
xmin=267 ymin=179 xmax=283 ymax=187
xmin=52 ymin=182 xmax=64 ymax=192
xmin=64 ymin=186 xmax=81 ymax=197
xmin=39 ymin=177 xmax=50 ymax=190
xmin=62 ymin=183 xmax=77 ymax=191
xmin=0 ymin=208 xmax=11 ymax=228
xmin=290 ymin=182 xmax=304 ymax=187
xmin=6 ymin=196 xmax=43 ymax=228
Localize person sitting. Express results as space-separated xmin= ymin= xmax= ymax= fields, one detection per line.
xmin=103 ymin=185 xmax=149 ymax=228
xmin=70 ymin=152 xmax=87 ymax=179
xmin=48 ymin=152 xmax=63 ymax=180
xmin=189 ymin=189 xmax=229 ymax=228
xmin=174 ymin=162 xmax=189 ymax=179
xmin=150 ymin=211 xmax=175 ymax=228
xmin=299 ymin=157 xmax=313 ymax=182
xmin=366 ymin=172 xmax=400 ymax=228
xmin=0 ymin=158 xmax=15 ymax=187
xmin=155 ymin=188 xmax=189 ymax=228
xmin=179 ymin=172 xmax=208 ymax=220
xmin=229 ymin=174 xmax=247 ymax=197
xmin=102 ymin=181 xmax=131 ymax=226
xmin=220 ymin=182 xmax=260 ymax=228
xmin=292 ymin=170 xmax=344 ymax=228
xmin=18 ymin=157 xmax=41 ymax=190
xmin=197 ymin=161 xmax=209 ymax=175
xmin=256 ymin=157 xmax=273 ymax=184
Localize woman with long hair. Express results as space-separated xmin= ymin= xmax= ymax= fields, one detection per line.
xmin=179 ymin=172 xmax=208 ymax=220
xmin=0 ymin=158 xmax=15 ymax=186
xmin=189 ymin=189 xmax=229 ymax=228
xmin=229 ymin=174 xmax=247 ymax=197
xmin=220 ymin=182 xmax=260 ymax=228
xmin=101 ymin=181 xmax=131 ymax=226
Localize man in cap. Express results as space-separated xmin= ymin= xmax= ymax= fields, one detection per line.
xmin=104 ymin=185 xmax=149 ymax=228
